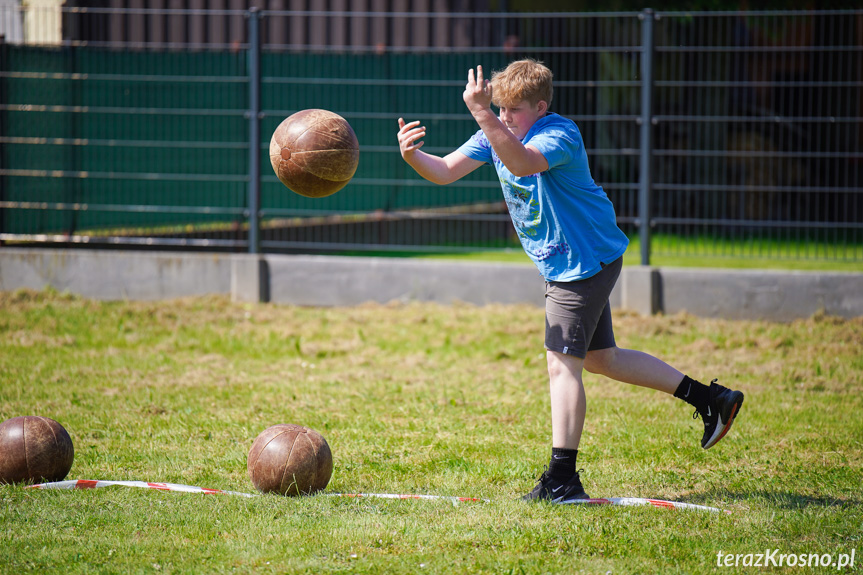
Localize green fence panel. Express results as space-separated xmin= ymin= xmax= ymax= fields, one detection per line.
xmin=1 ymin=8 xmax=860 ymax=259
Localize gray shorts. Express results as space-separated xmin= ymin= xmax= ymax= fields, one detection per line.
xmin=544 ymin=257 xmax=622 ymax=359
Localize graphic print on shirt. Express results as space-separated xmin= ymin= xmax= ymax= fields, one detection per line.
xmin=501 ymin=175 xmax=570 ymax=261
xmin=502 ymin=176 xmax=541 ymax=238
xmin=532 ymin=241 xmax=571 ymax=262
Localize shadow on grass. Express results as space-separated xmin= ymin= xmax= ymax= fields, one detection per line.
xmin=682 ymin=490 xmax=862 ymax=509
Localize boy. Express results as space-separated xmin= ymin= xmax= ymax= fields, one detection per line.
xmin=396 ymin=59 xmax=744 ymax=503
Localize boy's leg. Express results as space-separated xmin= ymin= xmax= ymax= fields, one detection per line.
xmin=525 ymin=261 xmax=622 ymax=503
xmin=521 ymin=350 xmax=590 ymax=503
xmin=584 ymin=346 xmax=744 ymax=449
xmin=543 ymin=261 xmax=621 ymax=453
xmin=547 ymin=350 xmax=586 ymax=449
xmin=584 ymin=347 xmax=682 ymax=394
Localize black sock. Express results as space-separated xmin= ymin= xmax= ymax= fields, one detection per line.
xmin=548 ymin=447 xmax=578 ymax=480
xmin=674 ymin=375 xmax=711 ymax=412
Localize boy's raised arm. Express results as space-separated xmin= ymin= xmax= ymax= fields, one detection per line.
xmin=463 ymin=66 xmax=548 ymax=178
xmin=397 ymin=118 xmax=483 ymax=185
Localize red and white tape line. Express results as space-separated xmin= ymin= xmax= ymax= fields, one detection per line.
xmin=27 ymin=479 xmax=257 ymax=498
xmin=328 ymin=492 xmax=487 ymax=504
xmin=565 ymin=497 xmax=730 ymax=514
xmin=329 ymin=494 xmax=728 ymax=513
xmin=26 ymin=480 xmax=728 ymax=513
xmin=25 ymin=481 xmax=480 ymax=505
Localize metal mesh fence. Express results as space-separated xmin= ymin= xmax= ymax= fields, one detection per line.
xmin=649 ymin=11 xmax=863 ymax=262
xmin=1 ymin=5 xmax=251 ymax=249
xmin=255 ymin=10 xmax=645 ymax=254
xmin=0 ymin=5 xmax=860 ymax=262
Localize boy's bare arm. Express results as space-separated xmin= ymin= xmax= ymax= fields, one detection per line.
xmin=463 ymin=66 xmax=548 ymax=177
xmin=397 ymin=118 xmax=484 ymax=185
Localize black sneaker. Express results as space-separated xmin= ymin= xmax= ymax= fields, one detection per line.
xmin=522 ymin=470 xmax=590 ymax=503
xmin=695 ymin=379 xmax=744 ymax=449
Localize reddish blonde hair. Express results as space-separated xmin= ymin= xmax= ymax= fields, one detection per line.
xmin=491 ymin=59 xmax=553 ymax=109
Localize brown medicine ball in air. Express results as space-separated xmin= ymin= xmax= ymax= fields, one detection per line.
xmin=269 ymin=109 xmax=360 ymax=198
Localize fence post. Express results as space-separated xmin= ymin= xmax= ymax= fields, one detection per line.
xmin=247 ymin=7 xmax=261 ymax=254
xmin=233 ymin=7 xmax=270 ymax=303
xmin=638 ymin=9 xmax=655 ymax=266
xmin=0 ymin=35 xmax=6 ymax=243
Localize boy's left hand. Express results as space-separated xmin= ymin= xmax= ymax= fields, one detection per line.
xmin=463 ymin=66 xmax=493 ymax=115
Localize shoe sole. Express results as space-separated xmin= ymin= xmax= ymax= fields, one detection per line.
xmin=552 ymin=495 xmax=591 ymax=504
xmin=703 ymin=395 xmax=743 ymax=449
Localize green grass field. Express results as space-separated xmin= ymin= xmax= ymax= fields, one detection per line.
xmin=1 ymin=289 xmax=861 ymax=574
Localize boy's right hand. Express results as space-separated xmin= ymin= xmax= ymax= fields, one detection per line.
xmin=397 ymin=118 xmax=426 ymax=160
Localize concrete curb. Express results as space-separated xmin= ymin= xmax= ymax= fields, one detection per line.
xmin=1 ymin=248 xmax=861 ymax=321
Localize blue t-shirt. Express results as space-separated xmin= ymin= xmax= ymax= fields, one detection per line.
xmin=457 ymin=113 xmax=629 ymax=281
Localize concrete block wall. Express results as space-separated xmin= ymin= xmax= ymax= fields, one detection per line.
xmin=0 ymin=249 xmax=232 ymax=301
xmin=1 ymin=248 xmax=861 ymax=321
